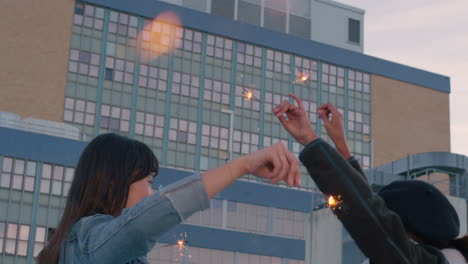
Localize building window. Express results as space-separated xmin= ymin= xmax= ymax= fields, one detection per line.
xmin=238 ymin=0 xmax=261 ymax=26
xmin=0 ymin=222 xmax=30 ymax=256
xmin=348 ymin=18 xmax=360 ymax=44
xmin=211 ymin=0 xmax=235 ymax=19
xmin=289 ymin=15 xmax=311 ymax=39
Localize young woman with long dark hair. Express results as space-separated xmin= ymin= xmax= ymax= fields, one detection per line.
xmin=38 ymin=133 xmax=300 ymax=263
xmin=273 ymin=94 xmax=468 ymax=264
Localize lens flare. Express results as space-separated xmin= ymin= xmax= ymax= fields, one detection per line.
xmin=138 ymin=11 xmax=182 ymax=60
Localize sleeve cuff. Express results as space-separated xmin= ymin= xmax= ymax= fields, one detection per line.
xmin=299 ymin=138 xmax=323 ymax=162
xmin=347 ymin=156 xmax=358 ymax=163
xmin=162 ymin=174 xmax=210 ymax=221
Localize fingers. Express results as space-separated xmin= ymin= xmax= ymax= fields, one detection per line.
xmin=289 ymin=93 xmax=305 ymax=110
xmin=277 ymin=114 xmax=289 ymax=129
xmin=270 ymin=151 xmax=289 ymax=185
xmin=318 ymin=109 xmax=331 ymax=126
xmin=268 ymin=142 xmax=301 ymax=187
xmin=325 ymin=103 xmax=341 ymax=117
xmin=318 ymin=103 xmax=341 ymax=118
xmin=284 ymin=150 xmax=301 ymax=186
xmin=273 ymin=100 xmax=297 ymax=117
xmin=268 ymin=142 xmax=287 ymax=183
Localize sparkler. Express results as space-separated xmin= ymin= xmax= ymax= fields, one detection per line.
xmin=159 ymin=232 xmax=191 ymax=263
xmin=240 ymin=85 xmax=261 ymax=102
xmin=326 ymin=195 xmax=343 ymax=211
xmin=294 ymin=71 xmax=310 ymax=83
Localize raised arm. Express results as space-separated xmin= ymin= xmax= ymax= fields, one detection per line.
xmin=272 ymin=94 xmax=446 ymax=263
xmin=317 ymin=103 xmax=366 ymax=179
xmin=71 ymin=143 xmax=301 ymax=263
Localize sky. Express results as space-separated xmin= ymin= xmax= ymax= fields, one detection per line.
xmin=340 ymin=0 xmax=468 ymax=156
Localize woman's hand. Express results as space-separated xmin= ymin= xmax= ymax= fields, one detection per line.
xmin=244 ymin=142 xmax=301 ymax=186
xmin=317 ymin=103 xmax=352 ymax=159
xmin=272 ymin=93 xmax=318 ymax=146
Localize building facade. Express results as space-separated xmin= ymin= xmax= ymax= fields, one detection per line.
xmin=0 ymin=0 xmax=455 ymax=263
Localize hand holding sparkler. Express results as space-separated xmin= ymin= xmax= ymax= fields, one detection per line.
xmin=201 ymin=141 xmax=301 ymax=198
xmin=244 ymin=141 xmax=301 ymax=186
xmin=272 ymin=93 xmax=318 ymax=146
xmin=317 ymin=103 xmax=352 ymax=159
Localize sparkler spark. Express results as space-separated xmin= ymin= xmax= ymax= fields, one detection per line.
xmin=240 ymin=86 xmax=261 ymax=102
xmin=175 ymin=233 xmax=191 ymax=262
xmin=294 ymin=72 xmax=310 ymax=83
xmin=177 ymin=239 xmax=185 ymax=248
xmin=244 ymin=90 xmax=254 ymax=100
xmin=326 ymin=195 xmax=343 ymax=210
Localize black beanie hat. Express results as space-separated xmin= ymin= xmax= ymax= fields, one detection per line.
xmin=378 ymin=180 xmax=460 ymax=242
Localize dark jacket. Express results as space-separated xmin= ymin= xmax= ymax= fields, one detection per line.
xmin=299 ymin=138 xmax=448 ymax=264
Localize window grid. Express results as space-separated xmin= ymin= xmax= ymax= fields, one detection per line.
xmin=234 ymin=42 xmax=263 ymax=174
xmin=321 ymin=63 xmax=345 ymax=108
xmin=266 ymin=49 xmax=291 ymax=75
xmin=169 ymin=22 xmax=203 ymax=171
xmin=264 ymin=49 xmax=290 ymax=162
xmin=0 ymin=222 xmax=30 ymax=257
xmin=205 ymin=35 xmax=233 ymax=100
xmin=135 ymin=112 xmax=165 ymax=139
xmin=171 ymin=72 xmax=200 ymax=98
xmin=274 ymin=208 xmax=306 ymax=239
xmin=137 ymin=64 xmax=168 ymax=92
xmin=40 ymin=164 xmax=74 ymax=197
xmin=169 ymin=118 xmax=198 ymax=145
xmin=187 ymin=199 xmax=307 ymax=239
xmin=73 ymin=2 xmax=105 ymax=31
xmin=204 ymin=79 xmax=231 ymax=105
xmin=264 ymin=49 xmax=293 ymax=146
xmin=201 ymin=124 xmax=229 ymax=151
xmin=32 ymin=226 xmax=47 ymax=257
xmin=102 ymin=8 xmax=138 ymax=125
xmin=233 ymin=130 xmax=260 ymax=155
xmin=37 ymin=163 xmax=74 ymax=252
xmin=175 ymin=28 xmax=203 ymax=54
xmin=348 ymin=70 xmax=371 ymax=169
xmin=294 ymin=56 xmax=319 ymax=126
xmin=237 ymin=42 xmax=263 ymax=68
xmin=63 ymin=97 xmax=96 ymax=127
xmin=202 ymin=36 xmax=233 ymax=172
xmin=99 ymin=104 xmax=131 ymax=134
xmin=186 ymin=199 xmax=224 ymax=228
xmin=207 ymin=34 xmax=233 ymax=60
xmin=0 ymin=157 xmax=36 ymax=192
xmin=166 ymin=117 xmax=198 ymax=170
xmin=66 ymin=2 xmax=104 ymax=140
xmin=135 ymin=63 xmax=168 ymax=159
xmin=141 ymin=18 xmax=173 ymax=66
xmin=319 ymin=63 xmax=345 ymax=144
xmin=108 ymin=10 xmax=139 ymax=39
xmin=226 ymin=201 xmax=268 ymax=234
xmin=68 ymin=49 xmax=101 ymax=77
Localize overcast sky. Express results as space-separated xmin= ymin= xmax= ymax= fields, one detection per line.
xmin=340 ymin=0 xmax=468 ymax=156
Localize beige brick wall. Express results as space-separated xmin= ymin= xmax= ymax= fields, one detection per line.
xmin=0 ymin=0 xmax=74 ymax=122
xmin=371 ymin=75 xmax=450 ymax=167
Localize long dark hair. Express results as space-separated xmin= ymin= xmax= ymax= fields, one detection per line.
xmin=37 ymin=133 xmax=159 ymax=264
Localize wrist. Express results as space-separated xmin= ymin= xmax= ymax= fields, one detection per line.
xmin=334 ymin=140 xmax=352 ymax=159
xmin=233 ymin=156 xmax=250 ymax=177
xmin=299 ymin=133 xmax=319 ymax=146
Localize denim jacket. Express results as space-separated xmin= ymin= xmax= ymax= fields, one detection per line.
xmin=58 ymin=174 xmax=210 ymax=264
